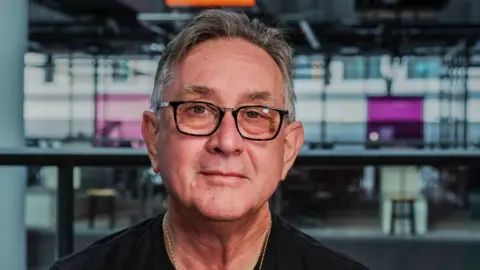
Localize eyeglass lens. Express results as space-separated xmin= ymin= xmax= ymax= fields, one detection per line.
xmin=175 ymin=102 xmax=281 ymax=139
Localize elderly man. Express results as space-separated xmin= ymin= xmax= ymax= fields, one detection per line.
xmin=51 ymin=9 xmax=368 ymax=270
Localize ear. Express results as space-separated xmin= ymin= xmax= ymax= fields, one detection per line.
xmin=142 ymin=110 xmax=160 ymax=173
xmin=281 ymin=121 xmax=304 ymax=181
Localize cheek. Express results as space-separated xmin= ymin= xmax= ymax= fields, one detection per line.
xmin=249 ymin=144 xmax=284 ymax=184
xmin=157 ymin=131 xmax=203 ymax=185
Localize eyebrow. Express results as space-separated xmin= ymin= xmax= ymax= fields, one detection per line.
xmin=180 ymin=84 xmax=215 ymax=97
xmin=180 ymin=84 xmax=274 ymax=103
xmin=242 ymin=90 xmax=273 ymax=102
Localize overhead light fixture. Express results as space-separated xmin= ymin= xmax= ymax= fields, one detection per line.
xmin=444 ymin=40 xmax=467 ymax=62
xmin=149 ymin=43 xmax=165 ymax=52
xmin=299 ymin=20 xmax=320 ymax=50
xmin=340 ymin=47 xmax=360 ymax=55
xmin=137 ymin=12 xmax=194 ymax=22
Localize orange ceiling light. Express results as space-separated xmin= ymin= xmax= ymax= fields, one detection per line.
xmin=166 ymin=0 xmax=255 ymax=7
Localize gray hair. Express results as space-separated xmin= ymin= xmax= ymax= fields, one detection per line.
xmin=149 ymin=9 xmax=296 ymax=122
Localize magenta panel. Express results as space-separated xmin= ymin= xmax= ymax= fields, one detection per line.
xmin=366 ymin=96 xmax=424 ymax=142
xmin=367 ymin=96 xmax=424 ymax=122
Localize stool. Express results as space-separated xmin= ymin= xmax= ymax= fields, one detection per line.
xmin=390 ymin=196 xmax=416 ymax=235
xmin=87 ymin=189 xmax=117 ymax=229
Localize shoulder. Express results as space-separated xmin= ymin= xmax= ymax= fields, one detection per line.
xmin=50 ymin=216 xmax=160 ymax=270
xmin=273 ymin=215 xmax=369 ymax=270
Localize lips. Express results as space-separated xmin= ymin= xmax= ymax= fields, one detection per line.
xmin=200 ymin=170 xmax=247 ymax=178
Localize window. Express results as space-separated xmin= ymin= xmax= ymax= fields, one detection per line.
xmin=343 ymin=56 xmax=381 ymax=80
xmin=296 ymin=100 xmax=324 ymax=122
xmin=406 ymin=57 xmax=442 ymax=79
xmin=112 ymin=60 xmax=130 ymax=82
xmin=293 ymin=55 xmax=324 ymax=79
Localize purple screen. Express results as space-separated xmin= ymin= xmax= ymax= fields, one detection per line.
xmin=368 ymin=97 xmax=423 ymax=122
xmin=367 ymin=96 xmax=424 ymax=142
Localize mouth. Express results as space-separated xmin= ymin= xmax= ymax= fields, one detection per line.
xmin=199 ymin=170 xmax=248 ymax=187
xmin=200 ymin=171 xmax=247 ymax=179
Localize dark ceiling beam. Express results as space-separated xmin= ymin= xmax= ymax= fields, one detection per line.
xmin=31 ymin=0 xmax=78 ymax=18
xmin=30 ymin=29 xmax=478 ymax=56
xmin=308 ymin=23 xmax=480 ymax=34
xmin=29 ymin=0 xmax=173 ymax=53
xmin=32 ymin=0 xmax=141 ymax=27
xmin=30 ymin=20 xmax=160 ymax=35
xmin=29 ymin=31 xmax=155 ymax=43
xmin=27 ymin=46 xmax=157 ymax=55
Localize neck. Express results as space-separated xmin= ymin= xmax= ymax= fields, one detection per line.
xmin=164 ymin=201 xmax=272 ymax=270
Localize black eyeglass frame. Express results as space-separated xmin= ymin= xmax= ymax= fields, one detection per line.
xmin=157 ymin=100 xmax=289 ymax=141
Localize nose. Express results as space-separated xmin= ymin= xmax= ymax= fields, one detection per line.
xmin=205 ymin=111 xmax=245 ymax=156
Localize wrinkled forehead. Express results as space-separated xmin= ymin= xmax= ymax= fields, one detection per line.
xmin=162 ymin=38 xmax=285 ymax=107
xmin=173 ymin=84 xmax=279 ymax=105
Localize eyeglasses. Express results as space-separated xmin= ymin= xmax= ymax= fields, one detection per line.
xmin=158 ymin=101 xmax=289 ymax=141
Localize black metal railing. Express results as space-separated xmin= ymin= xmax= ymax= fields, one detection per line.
xmin=1 ymin=148 xmax=480 ymax=258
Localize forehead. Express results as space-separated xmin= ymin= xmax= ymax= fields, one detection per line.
xmin=165 ymin=38 xmax=284 ymax=106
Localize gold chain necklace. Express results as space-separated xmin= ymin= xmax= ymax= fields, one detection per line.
xmin=162 ymin=212 xmax=272 ymax=270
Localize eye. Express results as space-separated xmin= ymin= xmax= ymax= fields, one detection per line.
xmin=190 ymin=105 xmax=206 ymax=114
xmin=243 ymin=107 xmax=271 ymax=120
xmin=246 ymin=111 xmax=262 ymax=118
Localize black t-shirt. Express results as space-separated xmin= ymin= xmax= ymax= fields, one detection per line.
xmin=50 ymin=213 xmax=368 ymax=270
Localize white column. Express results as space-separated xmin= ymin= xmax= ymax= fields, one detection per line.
xmin=0 ymin=0 xmax=28 ymax=269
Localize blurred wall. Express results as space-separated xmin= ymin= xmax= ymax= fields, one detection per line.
xmin=23 ymin=54 xmax=480 ymax=144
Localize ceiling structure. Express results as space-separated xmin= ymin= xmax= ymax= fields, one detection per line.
xmin=28 ymin=0 xmax=480 ymax=57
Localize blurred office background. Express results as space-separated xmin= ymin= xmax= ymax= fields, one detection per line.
xmin=1 ymin=0 xmax=480 ymax=269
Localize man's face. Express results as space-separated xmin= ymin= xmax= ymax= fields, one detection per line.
xmin=142 ymin=38 xmax=304 ymax=221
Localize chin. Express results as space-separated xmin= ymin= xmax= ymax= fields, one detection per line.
xmin=202 ymin=211 xmax=247 ymax=222
xmin=194 ymin=196 xmax=253 ymax=222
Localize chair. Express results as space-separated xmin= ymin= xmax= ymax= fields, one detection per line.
xmin=380 ymin=166 xmax=428 ymax=235
xmin=390 ymin=196 xmax=416 ymax=235
xmin=87 ymin=188 xmax=117 ymax=229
